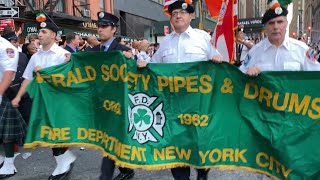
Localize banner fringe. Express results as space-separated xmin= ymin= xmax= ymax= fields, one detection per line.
xmin=24 ymin=142 xmax=280 ymax=180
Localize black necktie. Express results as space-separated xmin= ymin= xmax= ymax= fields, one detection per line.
xmin=100 ymin=45 xmax=105 ymax=52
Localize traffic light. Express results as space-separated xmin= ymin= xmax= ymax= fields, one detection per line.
xmin=308 ymin=26 xmax=311 ymax=31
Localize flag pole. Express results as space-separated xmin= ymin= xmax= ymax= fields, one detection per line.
xmin=198 ymin=0 xmax=203 ymax=30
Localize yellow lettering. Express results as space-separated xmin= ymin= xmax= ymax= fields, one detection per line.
xmin=40 ymin=126 xmax=51 ymax=138
xmin=222 ymin=148 xmax=234 ymax=162
xmin=208 ymin=149 xmax=221 ymax=163
xmin=85 ymin=66 xmax=96 ymax=80
xmin=154 ymin=148 xmax=165 ymax=161
xmin=61 ymin=128 xmax=70 ymax=140
xmin=88 ymin=128 xmax=96 ymax=141
xmin=166 ymin=146 xmax=176 ymax=160
xmin=186 ymin=75 xmax=198 ymax=93
xmin=67 ymin=71 xmax=78 ymax=86
xmin=199 ymin=75 xmax=212 ymax=93
xmin=75 ymin=68 xmax=89 ymax=83
xmin=288 ymin=93 xmax=311 ymax=115
xmin=78 ymin=128 xmax=88 ymax=140
xmin=141 ymin=75 xmax=150 ymax=91
xmin=120 ymin=144 xmax=131 ymax=160
xmin=272 ymin=92 xmax=290 ymax=111
xmin=52 ymin=74 xmax=66 ymax=87
xmin=256 ymin=152 xmax=269 ymax=168
xmin=158 ymin=76 xmax=168 ymax=91
xmin=176 ymin=148 xmax=191 ymax=160
xmin=244 ymin=82 xmax=259 ymax=99
xmin=258 ymin=87 xmax=272 ymax=107
xmin=235 ymin=149 xmax=247 ymax=163
xmin=308 ymin=98 xmax=320 ymax=120
xmin=101 ymin=64 xmax=110 ymax=81
xmin=199 ymin=150 xmax=210 ymax=164
xmin=110 ymin=64 xmax=120 ymax=81
xmin=174 ymin=76 xmax=186 ymax=92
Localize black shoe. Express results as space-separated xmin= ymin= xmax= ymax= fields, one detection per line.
xmin=0 ymin=172 xmax=16 ymax=180
xmin=113 ymin=171 xmax=134 ymax=180
xmin=197 ymin=174 xmax=208 ymax=180
xmin=48 ymin=162 xmax=74 ymax=180
xmin=197 ymin=171 xmax=208 ymax=180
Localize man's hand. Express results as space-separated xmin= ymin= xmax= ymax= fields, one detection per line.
xmin=11 ymin=96 xmax=21 ymax=107
xmin=211 ymin=55 xmax=223 ymax=63
xmin=137 ymin=60 xmax=148 ymax=68
xmin=65 ymin=53 xmax=71 ymax=63
xmin=123 ymin=51 xmax=133 ymax=59
xmin=247 ymin=67 xmax=261 ymax=76
xmin=34 ymin=66 xmax=42 ymax=72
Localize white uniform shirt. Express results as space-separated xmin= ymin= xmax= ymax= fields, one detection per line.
xmin=152 ymin=26 xmax=220 ymax=63
xmin=239 ymin=37 xmax=320 ymax=73
xmin=137 ymin=51 xmax=151 ymax=62
xmin=23 ymin=43 xmax=70 ymax=80
xmin=0 ymin=37 xmax=19 ymax=82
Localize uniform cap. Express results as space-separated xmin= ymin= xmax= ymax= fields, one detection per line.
xmin=38 ymin=20 xmax=59 ymax=33
xmin=2 ymin=31 xmax=18 ymax=41
xmin=262 ymin=6 xmax=288 ymax=24
xmin=168 ymin=1 xmax=194 ymax=14
xmin=97 ymin=11 xmax=119 ymax=26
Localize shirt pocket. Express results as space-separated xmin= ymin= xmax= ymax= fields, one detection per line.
xmin=284 ymin=62 xmax=301 ymax=71
xmin=162 ymin=48 xmax=176 ymax=63
xmin=184 ymin=47 xmax=207 ymax=62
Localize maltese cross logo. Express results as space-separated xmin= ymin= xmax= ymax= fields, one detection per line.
xmin=128 ymin=93 xmax=166 ymax=144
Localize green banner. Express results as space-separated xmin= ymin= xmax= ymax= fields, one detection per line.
xmin=25 ymin=51 xmax=320 ymax=180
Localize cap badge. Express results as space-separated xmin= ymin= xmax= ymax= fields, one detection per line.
xmin=99 ymin=12 xmax=105 ymax=18
xmin=182 ymin=3 xmax=188 ymax=10
xmin=40 ymin=22 xmax=47 ymax=28
xmin=274 ymin=7 xmax=283 ymax=15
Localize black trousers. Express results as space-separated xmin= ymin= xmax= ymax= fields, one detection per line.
xmin=100 ymin=156 xmax=134 ymax=180
xmin=171 ymin=167 xmax=209 ymax=180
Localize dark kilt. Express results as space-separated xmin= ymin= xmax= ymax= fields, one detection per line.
xmin=0 ymin=96 xmax=27 ymax=145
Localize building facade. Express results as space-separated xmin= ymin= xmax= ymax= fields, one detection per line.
xmin=237 ymin=0 xmax=267 ymax=40
xmin=290 ymin=0 xmax=319 ymax=43
xmin=113 ymin=0 xmax=215 ymax=43
xmin=1 ymin=0 xmax=113 ymax=39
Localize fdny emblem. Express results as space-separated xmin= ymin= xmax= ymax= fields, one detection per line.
xmin=128 ymin=93 xmax=166 ymax=144
xmin=99 ymin=12 xmax=105 ymax=18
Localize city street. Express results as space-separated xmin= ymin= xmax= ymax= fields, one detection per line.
xmin=6 ymin=147 xmax=271 ymax=180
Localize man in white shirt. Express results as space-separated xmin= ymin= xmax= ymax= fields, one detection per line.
xmin=138 ymin=1 xmax=222 ymax=180
xmin=239 ymin=6 xmax=320 ymax=75
xmin=11 ymin=21 xmax=75 ymax=180
xmin=0 ymin=35 xmax=26 ymax=180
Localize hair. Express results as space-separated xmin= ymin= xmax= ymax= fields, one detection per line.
xmin=28 ymin=34 xmax=38 ymax=41
xmin=115 ymin=36 xmax=122 ymax=43
xmin=65 ymin=32 xmax=79 ymax=44
xmin=2 ymin=25 xmax=13 ymax=36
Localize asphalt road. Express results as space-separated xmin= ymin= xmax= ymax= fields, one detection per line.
xmin=3 ymin=147 xmax=271 ymax=180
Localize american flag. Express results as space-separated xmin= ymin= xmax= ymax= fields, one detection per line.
xmin=212 ymin=0 xmax=237 ymax=63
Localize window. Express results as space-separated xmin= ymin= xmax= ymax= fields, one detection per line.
xmin=80 ymin=0 xmax=88 ymax=10
xmin=56 ymin=1 xmax=65 ymax=12
xmin=100 ymin=0 xmax=105 ymax=11
xmin=26 ymin=0 xmax=36 ymax=11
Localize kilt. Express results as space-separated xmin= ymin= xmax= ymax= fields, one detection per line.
xmin=0 ymin=96 xmax=27 ymax=145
